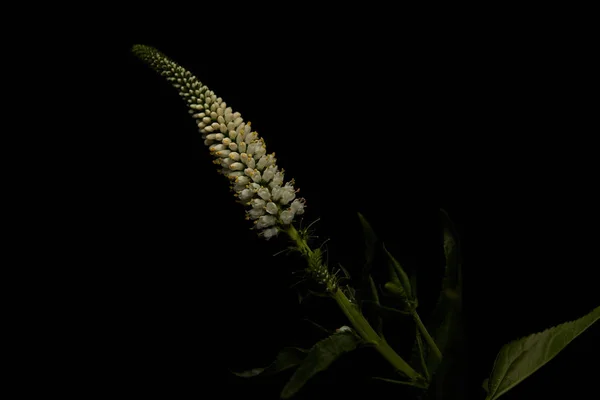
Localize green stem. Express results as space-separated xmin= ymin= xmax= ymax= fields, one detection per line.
xmin=412 ymin=310 xmax=442 ymax=362
xmin=285 ymin=225 xmax=423 ymax=383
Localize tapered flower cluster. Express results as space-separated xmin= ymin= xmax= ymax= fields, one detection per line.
xmin=132 ymin=45 xmax=305 ymax=239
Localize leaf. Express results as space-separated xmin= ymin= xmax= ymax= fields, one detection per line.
xmin=357 ymin=212 xmax=378 ymax=273
xmin=482 ymin=378 xmax=489 ymax=393
xmin=371 ymin=376 xmax=425 ymax=388
xmin=280 ymin=332 xmax=361 ymax=399
xmin=232 ymin=347 xmax=309 ymax=378
xmin=382 ymin=243 xmax=413 ymax=300
xmin=367 ymin=274 xmax=384 ymax=336
xmin=426 ymin=209 xmax=463 ymax=376
xmin=410 ymin=325 xmax=431 ymax=390
xmin=484 ymin=306 xmax=600 ymax=400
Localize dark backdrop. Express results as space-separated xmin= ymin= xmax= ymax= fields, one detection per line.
xmin=97 ymin=26 xmax=598 ymax=399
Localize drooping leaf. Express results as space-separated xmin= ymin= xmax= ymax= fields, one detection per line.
xmin=280 ymin=332 xmax=361 ymax=399
xmin=484 ymin=306 xmax=600 ymax=400
xmin=357 ymin=212 xmax=378 ymax=273
xmin=232 ymin=347 xmax=309 ymax=378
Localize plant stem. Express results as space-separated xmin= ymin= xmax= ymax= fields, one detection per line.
xmin=334 ymin=288 xmax=421 ymax=381
xmin=285 ymin=225 xmax=424 ymax=383
xmin=412 ymin=310 xmax=442 ymax=362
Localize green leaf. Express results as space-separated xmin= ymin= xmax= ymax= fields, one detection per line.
xmin=232 ymin=347 xmax=309 ymax=378
xmin=371 ymin=376 xmax=426 ymax=388
xmin=482 ymin=378 xmax=489 ymax=393
xmin=426 ymin=209 xmax=463 ymax=376
xmin=280 ymin=332 xmax=361 ymax=399
xmin=367 ymin=274 xmax=384 ymax=337
xmin=383 ymin=244 xmax=413 ymax=300
xmin=357 ymin=212 xmax=378 ymax=273
xmin=485 ymin=306 xmax=600 ymax=400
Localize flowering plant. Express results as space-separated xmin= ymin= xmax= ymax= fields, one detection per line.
xmin=132 ymin=44 xmax=599 ymax=400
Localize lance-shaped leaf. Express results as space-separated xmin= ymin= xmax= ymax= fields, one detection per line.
xmin=426 ymin=209 xmax=463 ymax=376
xmin=232 ymin=347 xmax=309 ymax=378
xmin=484 ymin=306 xmax=600 ymax=400
xmin=280 ymin=332 xmax=361 ymax=399
xmin=357 ymin=212 xmax=378 ymax=273
xmin=383 ymin=244 xmax=413 ymax=301
xmin=367 ymin=274 xmax=384 ymax=336
xmin=356 ymin=213 xmax=384 ymax=337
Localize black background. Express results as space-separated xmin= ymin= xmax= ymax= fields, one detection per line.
xmin=82 ymin=17 xmax=599 ymax=399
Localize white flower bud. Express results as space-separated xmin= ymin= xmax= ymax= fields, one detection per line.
xmin=256 ymin=156 xmax=268 ymax=170
xmin=246 ymin=157 xmax=255 ymax=169
xmin=211 ymin=122 xmax=220 ymax=130
xmin=202 ymin=116 xmax=211 ymax=124
xmin=279 ymin=186 xmax=296 ymax=205
xmin=220 ymin=158 xmax=233 ymax=168
xmin=244 ymin=168 xmax=255 ymax=177
xmin=252 ymin=170 xmax=262 ymax=183
xmin=245 ymin=131 xmax=257 ymax=143
xmin=253 ymin=146 xmax=266 ymax=160
xmin=265 ymin=201 xmax=278 ymax=215
xmin=251 ymin=198 xmax=266 ymax=209
xmin=228 ymin=171 xmax=243 ymax=179
xmin=228 ymin=142 xmax=238 ymax=151
xmin=236 ymin=122 xmax=245 ymax=138
xmin=239 ymin=142 xmax=247 ymax=153
xmin=247 ymin=142 xmax=259 ymax=156
xmin=256 ymin=215 xmax=277 ymax=229
xmin=280 ymin=209 xmax=294 ymax=224
xmin=290 ymin=199 xmax=305 ymax=215
xmin=248 ymin=207 xmax=265 ymax=220
xmin=236 ymin=176 xmax=250 ymax=186
xmin=216 ymin=150 xmax=231 ymax=158
xmin=270 ymin=171 xmax=284 ymax=187
xmin=233 ymin=183 xmax=247 ymax=192
xmin=229 ymin=162 xmax=245 ymax=171
xmin=228 ymin=152 xmax=240 ymax=161
xmin=271 ymin=186 xmax=282 ymax=201
xmin=222 ymin=138 xmax=231 ymax=146
xmin=262 ymin=227 xmax=278 ymax=240
xmin=204 ymin=126 xmax=214 ymax=133
xmin=257 ymin=188 xmax=271 ymax=201
xmin=239 ymin=189 xmax=254 ymax=201
xmin=209 ymin=144 xmax=224 ymax=152
xmin=262 ymin=165 xmax=276 ymax=182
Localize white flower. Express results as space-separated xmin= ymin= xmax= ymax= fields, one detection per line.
xmin=265 ymin=201 xmax=278 ymax=215
xmin=132 ymin=44 xmax=307 ymax=239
